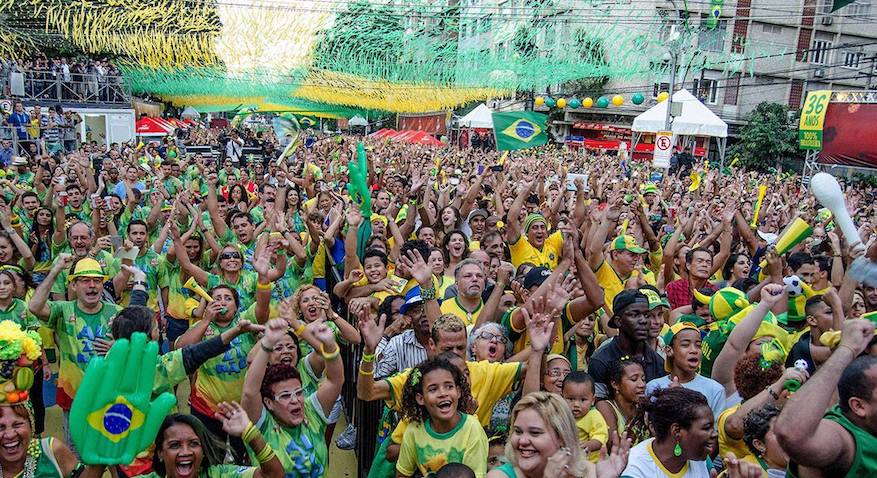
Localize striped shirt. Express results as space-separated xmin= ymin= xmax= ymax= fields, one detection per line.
xmin=375 ymin=330 xmax=428 ymax=380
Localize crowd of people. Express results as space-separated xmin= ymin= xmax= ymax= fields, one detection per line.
xmin=0 ymin=118 xmax=874 ymax=478
xmin=1 ymin=56 xmax=124 ymax=102
xmin=1 ymin=100 xmax=82 ymax=160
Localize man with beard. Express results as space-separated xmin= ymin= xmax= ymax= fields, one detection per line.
xmin=28 ymin=254 xmax=123 ymax=445
xmin=50 ymin=220 xmax=120 ymax=300
xmin=440 ymin=258 xmax=488 ymax=327
xmin=504 ymin=179 xmax=563 ymax=269
xmin=588 ymin=289 xmax=667 ymax=398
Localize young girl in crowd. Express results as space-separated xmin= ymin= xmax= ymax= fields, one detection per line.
xmin=396 ymin=357 xmax=487 ymax=478
xmin=596 ymin=358 xmax=649 ymax=448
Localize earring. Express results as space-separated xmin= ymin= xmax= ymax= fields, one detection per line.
xmin=673 ymin=438 xmax=682 ymax=457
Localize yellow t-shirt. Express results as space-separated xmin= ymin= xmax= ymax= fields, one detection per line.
xmin=503 ymin=302 xmax=574 ymax=355
xmin=396 ymin=413 xmax=488 ymax=478
xmin=437 ymin=275 xmax=454 ymax=298
xmin=440 ymin=297 xmax=483 ymax=327
xmin=594 ymin=260 xmax=656 ymax=315
xmin=384 ymin=360 xmax=522 ymax=426
xmin=717 ymin=405 xmax=754 ymax=464
xmin=576 ymin=408 xmax=609 ymax=462
xmin=509 ymin=231 xmax=563 ymax=269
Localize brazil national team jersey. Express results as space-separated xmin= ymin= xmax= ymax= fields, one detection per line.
xmin=509 ymin=230 xmax=563 ymax=269
xmin=396 ymin=413 xmax=488 ymax=478
xmin=140 ymin=465 xmax=255 ymax=478
xmin=250 ymin=394 xmax=328 ymax=478
xmin=45 ymin=301 xmax=121 ymax=405
xmin=189 ymin=306 xmax=257 ymax=416
xmin=207 ymin=270 xmax=259 ymax=312
xmin=0 ymin=298 xmax=39 ymax=331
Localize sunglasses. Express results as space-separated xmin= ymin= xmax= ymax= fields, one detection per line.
xmin=219 ymin=252 xmax=242 ymax=260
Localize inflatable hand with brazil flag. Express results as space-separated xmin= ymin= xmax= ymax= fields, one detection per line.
xmin=347 ymin=142 xmax=373 ymax=260
xmin=70 ymin=332 xmax=176 ymax=465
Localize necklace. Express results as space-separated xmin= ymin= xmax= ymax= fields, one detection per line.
xmin=0 ymin=439 xmax=40 ymax=478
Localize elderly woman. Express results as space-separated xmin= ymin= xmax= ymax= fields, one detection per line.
xmin=469 ymin=322 xmax=515 ymax=432
xmin=487 ymin=392 xmax=629 ymax=478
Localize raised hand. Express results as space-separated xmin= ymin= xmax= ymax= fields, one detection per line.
xmin=399 ymin=249 xmax=432 ymax=286
xmin=69 ymin=333 xmax=177 ymax=465
xmin=359 ymin=312 xmax=387 ymax=354
xmin=216 ymin=401 xmax=251 ymax=438
xmin=596 ymin=431 xmax=631 ymax=478
xmin=261 ymin=318 xmax=289 ymax=350
xmin=759 ymin=282 xmax=786 ymax=307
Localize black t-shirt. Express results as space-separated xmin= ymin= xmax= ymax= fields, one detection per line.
xmin=785 ymin=331 xmax=816 ymax=376
xmin=588 ymin=339 xmax=666 ymax=399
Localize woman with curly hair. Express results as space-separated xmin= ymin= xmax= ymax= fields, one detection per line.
xmin=396 ymin=356 xmax=486 ymax=478
xmin=622 ymin=387 xmax=716 ymax=477
xmin=740 ymin=404 xmax=788 ymax=476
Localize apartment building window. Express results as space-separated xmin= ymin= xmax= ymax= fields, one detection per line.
xmin=843 ymin=50 xmax=865 ymax=68
xmin=653 ymin=82 xmax=670 ymax=98
xmin=693 ymin=78 xmax=719 ymax=104
xmin=762 ymin=24 xmax=782 ymax=34
xmin=699 ymin=18 xmax=727 ymax=52
xmin=848 ymin=0 xmax=871 ymax=17
xmin=809 ymin=40 xmax=833 ymax=65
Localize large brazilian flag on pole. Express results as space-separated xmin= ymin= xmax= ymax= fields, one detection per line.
xmin=492 ymin=111 xmax=549 ymax=151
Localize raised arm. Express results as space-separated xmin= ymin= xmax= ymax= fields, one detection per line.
xmin=242 ymin=318 xmax=286 ymax=421
xmin=356 ymin=312 xmax=392 ymax=402
xmin=504 ymin=179 xmax=534 ymax=244
xmin=29 ymin=253 xmax=74 ymax=320
xmin=775 ymin=319 xmax=874 ymax=472
xmin=205 ymin=172 xmax=229 ymax=238
xmin=169 ymin=222 xmax=209 ymax=286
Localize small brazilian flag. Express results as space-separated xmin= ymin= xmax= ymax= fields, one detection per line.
xmin=492 ymin=111 xmax=549 ymax=151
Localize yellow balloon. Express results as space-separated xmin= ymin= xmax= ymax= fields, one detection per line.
xmin=534 ymin=96 xmax=545 ymax=106
xmin=556 ymin=98 xmax=567 ymax=108
xmin=657 ymin=92 xmax=670 ymax=103
xmin=583 ymin=97 xmax=594 ymax=108
xmin=612 ymin=95 xmax=624 ymax=106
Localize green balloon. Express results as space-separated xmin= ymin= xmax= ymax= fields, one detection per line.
xmin=632 ymin=93 xmax=645 ymax=105
xmin=545 ymin=97 xmax=557 ymax=108
xmin=568 ymin=98 xmax=582 ymax=109
xmin=596 ymin=97 xmax=610 ymax=108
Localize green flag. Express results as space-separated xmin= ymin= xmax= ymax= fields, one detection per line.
xmin=492 ymin=111 xmax=549 ymax=151
xmin=832 ymin=0 xmax=855 ymax=11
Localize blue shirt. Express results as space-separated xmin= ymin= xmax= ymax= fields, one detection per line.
xmin=114 ymin=181 xmax=145 ymax=200
xmin=0 ymin=146 xmax=12 ymax=167
xmin=7 ymin=112 xmax=30 ymax=140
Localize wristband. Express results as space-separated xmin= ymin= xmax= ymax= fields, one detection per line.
xmin=255 ymin=445 xmax=276 ymax=464
xmin=361 ymin=352 xmax=376 ymax=363
xmin=241 ymin=422 xmax=259 ymax=444
xmin=256 ymin=281 xmax=274 ymax=291
xmin=293 ymin=324 xmax=306 ymax=337
xmin=420 ymin=286 xmax=437 ymax=301
xmin=359 ymin=365 xmax=374 ymax=376
xmin=321 ymin=343 xmax=340 ymax=360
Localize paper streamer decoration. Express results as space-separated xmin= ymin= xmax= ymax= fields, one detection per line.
xmin=69 ymin=333 xmax=176 ymax=465
xmin=749 ymin=185 xmax=767 ymax=229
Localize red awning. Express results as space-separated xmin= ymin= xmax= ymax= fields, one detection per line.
xmin=370 ymin=128 xmax=397 ymax=138
xmin=165 ymin=118 xmax=190 ymax=130
xmin=136 ymin=117 xmax=175 ymax=136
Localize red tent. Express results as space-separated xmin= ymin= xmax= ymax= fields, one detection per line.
xmin=136 ymin=117 xmax=175 ymax=136
xmin=370 ymin=128 xmax=397 ymax=138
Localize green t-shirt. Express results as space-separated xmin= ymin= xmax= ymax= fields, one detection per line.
xmin=251 ymin=393 xmax=329 ymax=478
xmin=207 ymin=270 xmax=258 ymax=312
xmin=152 ymin=348 xmax=188 ymax=397
xmin=0 ymin=298 xmax=39 ymax=331
xmin=189 ymin=307 xmax=257 ymax=415
xmin=139 ymin=464 xmax=256 ymax=478
xmin=396 ymin=413 xmax=488 ymax=477
xmin=118 ymin=248 xmax=166 ymax=309
xmin=49 ymin=248 xmax=119 ymax=297
xmin=44 ymin=300 xmax=121 ymax=401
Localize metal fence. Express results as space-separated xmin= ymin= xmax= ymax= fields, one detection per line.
xmin=2 ymin=69 xmax=130 ymax=104
xmin=0 ymin=124 xmax=81 ymax=158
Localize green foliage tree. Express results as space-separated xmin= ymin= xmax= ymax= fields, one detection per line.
xmin=729 ymin=102 xmax=805 ymax=172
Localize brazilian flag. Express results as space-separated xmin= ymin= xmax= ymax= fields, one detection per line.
xmin=492 ymin=111 xmax=549 ymax=151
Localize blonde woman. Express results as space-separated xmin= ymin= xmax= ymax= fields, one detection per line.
xmin=487 ymin=392 xmax=630 ymax=478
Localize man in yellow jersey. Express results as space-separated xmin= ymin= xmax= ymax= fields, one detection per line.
xmin=504 ymin=179 xmax=563 ymax=269
xmin=440 ymin=258 xmax=486 ymax=327
xmin=589 ymin=230 xmax=652 ymax=316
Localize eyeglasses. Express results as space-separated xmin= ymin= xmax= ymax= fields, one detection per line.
xmin=273 ymin=388 xmax=304 ymax=403
xmin=219 ymin=252 xmax=242 ymax=260
xmin=545 ymin=368 xmax=570 ymax=378
xmin=476 ymin=330 xmax=508 ymax=344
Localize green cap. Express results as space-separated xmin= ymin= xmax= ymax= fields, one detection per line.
xmin=610 ymin=235 xmax=647 ymax=254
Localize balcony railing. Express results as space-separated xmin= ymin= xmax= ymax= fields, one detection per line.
xmin=2 ymin=69 xmax=131 ymax=105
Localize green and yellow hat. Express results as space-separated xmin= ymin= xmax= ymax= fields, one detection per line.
xmin=662 ymin=322 xmax=701 ymax=371
xmin=640 ymin=287 xmax=669 ymax=310
xmin=610 ymin=235 xmax=647 ymax=254
xmin=640 ymin=182 xmax=659 ymax=196
xmin=68 ymin=258 xmax=108 ymax=282
xmin=370 ymin=214 xmax=388 ymax=226
xmin=695 ymin=287 xmax=750 ymax=322
xmin=523 ymin=213 xmax=548 ymax=232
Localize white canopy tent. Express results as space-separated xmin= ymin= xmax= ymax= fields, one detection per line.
xmin=348 ymin=115 xmax=368 ymax=126
xmin=180 ymin=106 xmax=200 ymax=119
xmin=458 ymin=103 xmax=494 ymax=128
xmin=631 ymin=89 xmax=729 ymax=164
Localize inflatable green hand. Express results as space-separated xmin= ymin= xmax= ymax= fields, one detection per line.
xmin=347 ymin=142 xmax=372 ymax=215
xmin=69 ymin=333 xmax=177 ymax=465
